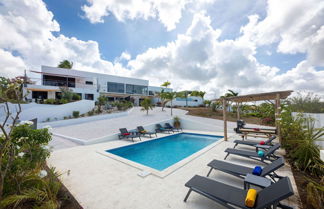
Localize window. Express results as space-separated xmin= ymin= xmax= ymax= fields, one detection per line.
xmin=43 ymin=75 xmax=75 ymax=88
xmin=107 ymin=82 xmax=124 ymax=93
xmin=85 ymin=81 xmax=93 ymax=85
xmin=32 ymin=91 xmax=48 ymax=99
xmin=176 ymin=98 xmax=195 ymax=102
xmin=85 ymin=94 xmax=94 ymax=100
xmin=126 ymin=84 xmax=148 ymax=95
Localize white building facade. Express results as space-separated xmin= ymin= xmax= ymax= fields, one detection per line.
xmin=25 ymin=66 xmax=204 ymax=107
xmin=26 ymin=66 xmax=151 ymax=106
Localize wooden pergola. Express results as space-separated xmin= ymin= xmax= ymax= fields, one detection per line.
xmin=213 ymin=90 xmax=293 ymax=142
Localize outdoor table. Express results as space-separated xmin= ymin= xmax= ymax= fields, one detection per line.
xmin=244 ymin=174 xmax=272 ymax=189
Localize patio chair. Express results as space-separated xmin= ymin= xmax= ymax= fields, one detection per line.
xmin=224 ymin=143 xmax=281 ymax=164
xmin=184 ymin=175 xmax=294 ymax=209
xmin=118 ymin=128 xmax=141 ymax=142
xmin=137 ymin=126 xmax=157 ymax=138
xmin=155 ymin=124 xmax=172 ymax=133
xmin=233 ymin=135 xmax=277 ymax=150
xmin=164 ymin=123 xmax=182 ymax=132
xmin=207 ymin=157 xmax=285 ymax=182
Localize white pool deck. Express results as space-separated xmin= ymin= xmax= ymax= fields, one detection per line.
xmin=48 ymin=129 xmax=301 ymax=209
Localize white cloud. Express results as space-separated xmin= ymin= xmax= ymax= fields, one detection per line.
xmin=82 ymin=0 xmax=190 ymax=31
xmin=240 ymin=0 xmax=324 ymax=66
xmin=128 ymin=12 xmax=324 ymax=99
xmin=0 ymin=0 xmax=129 ymax=78
xmin=0 ymin=0 xmax=323 ymax=100
xmin=0 ymin=49 xmax=27 ymax=77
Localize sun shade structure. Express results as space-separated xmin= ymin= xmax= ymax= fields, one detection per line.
xmin=213 ymin=90 xmax=293 ymax=142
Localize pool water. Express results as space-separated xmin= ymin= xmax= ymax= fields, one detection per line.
xmin=106 ymin=133 xmax=221 ymax=171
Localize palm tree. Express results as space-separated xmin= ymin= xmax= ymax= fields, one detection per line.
xmin=161 ymin=81 xmax=171 ymax=88
xmin=141 ymin=98 xmax=153 ymax=115
xmin=191 ymin=91 xmax=206 ymax=99
xmin=163 ymin=92 xmax=178 ymax=116
xmin=58 ymin=60 xmax=73 ymax=69
xmin=225 ymin=89 xmax=238 ymax=97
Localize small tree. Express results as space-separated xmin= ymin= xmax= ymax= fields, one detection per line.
xmin=59 ymin=86 xmax=73 ymax=102
xmin=97 ymin=95 xmax=107 ymax=113
xmin=141 ymin=98 xmax=153 ymax=115
xmin=163 ymin=92 xmax=178 ymax=116
xmin=57 ymin=60 xmax=73 ymax=69
xmin=0 ymin=77 xmax=24 ymax=199
xmin=160 ymin=81 xmax=171 ymax=111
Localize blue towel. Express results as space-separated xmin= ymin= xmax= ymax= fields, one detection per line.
xmin=258 ymin=150 xmax=264 ymax=157
xmin=252 ymin=166 xmax=262 ymax=176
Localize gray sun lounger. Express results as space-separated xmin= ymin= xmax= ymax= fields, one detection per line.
xmin=155 ymin=124 xmax=173 ymax=133
xmin=233 ymin=135 xmax=277 ymax=149
xmin=164 ymin=123 xmax=182 ymax=132
xmin=137 ymin=126 xmax=157 ymax=138
xmin=184 ymin=175 xmax=294 ymax=209
xmin=224 ymin=143 xmax=281 ymax=164
xmin=118 ymin=128 xmax=141 ymax=142
xmin=207 ymin=157 xmax=284 ymax=182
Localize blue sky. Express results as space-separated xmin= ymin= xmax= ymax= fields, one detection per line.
xmin=44 ymin=0 xmax=305 ymax=72
xmin=0 ymin=0 xmax=323 ymax=97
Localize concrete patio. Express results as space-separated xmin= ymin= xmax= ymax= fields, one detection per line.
xmin=48 ymin=128 xmax=301 ymax=209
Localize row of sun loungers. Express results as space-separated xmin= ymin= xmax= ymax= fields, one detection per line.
xmin=184 ymin=134 xmax=294 ymax=209
xmin=118 ymin=123 xmax=182 ymax=142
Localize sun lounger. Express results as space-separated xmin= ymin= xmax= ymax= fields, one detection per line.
xmin=233 ymin=135 xmax=276 ymax=150
xmin=155 ymin=124 xmax=172 ymax=133
xmin=137 ymin=126 xmax=157 ymax=138
xmin=224 ymin=143 xmax=281 ymax=163
xmin=184 ymin=175 xmax=294 ymax=209
xmin=207 ymin=157 xmax=284 ymax=182
xmin=118 ymin=128 xmax=141 ymax=142
xmin=164 ymin=123 xmax=182 ymax=132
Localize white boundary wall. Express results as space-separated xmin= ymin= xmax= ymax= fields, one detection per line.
xmin=52 ymin=116 xmax=225 ymax=145
xmin=0 ymin=100 xmax=95 ymax=123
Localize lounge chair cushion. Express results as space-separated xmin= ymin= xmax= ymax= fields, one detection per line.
xmin=122 ymin=133 xmax=130 ymax=136
xmin=259 ymin=141 xmax=265 ymax=145
xmin=252 ymin=166 xmax=263 ymax=176
xmin=258 ymin=150 xmax=264 ymax=157
xmin=140 ymin=130 xmax=147 ymax=133
xmin=245 ymin=189 xmax=257 ymax=207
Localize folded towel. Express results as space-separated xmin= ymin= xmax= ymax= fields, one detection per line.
xmin=253 ymin=128 xmax=260 ymax=131
xmin=122 ymin=133 xmax=130 ymax=136
xmin=258 ymin=150 xmax=264 ymax=157
xmin=245 ymin=189 xmax=257 ymax=207
xmin=252 ymin=166 xmax=263 ymax=176
xmin=259 ymin=141 xmax=265 ymax=145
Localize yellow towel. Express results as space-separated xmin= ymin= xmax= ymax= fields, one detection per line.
xmin=245 ymin=189 xmax=257 ymax=207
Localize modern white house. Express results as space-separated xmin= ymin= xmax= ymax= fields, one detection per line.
xmin=24 ymin=66 xmax=204 ymax=106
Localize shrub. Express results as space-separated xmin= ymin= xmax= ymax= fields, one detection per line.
xmin=280 ymin=106 xmax=324 ymax=176
xmin=44 ymin=98 xmax=56 ymax=104
xmin=72 ymin=93 xmax=81 ymax=101
xmin=289 ymin=92 xmax=324 ymax=113
xmin=87 ymin=109 xmax=95 ymax=116
xmin=72 ymin=111 xmax=80 ymax=118
xmin=59 ymin=98 xmax=68 ymax=104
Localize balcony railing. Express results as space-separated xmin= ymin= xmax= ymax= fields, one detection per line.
xmin=43 ymin=80 xmax=75 ymax=88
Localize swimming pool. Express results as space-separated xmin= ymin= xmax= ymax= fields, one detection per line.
xmin=106 ymin=133 xmax=221 ymax=171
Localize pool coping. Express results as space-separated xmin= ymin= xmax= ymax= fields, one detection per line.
xmin=96 ymin=132 xmax=224 ymax=178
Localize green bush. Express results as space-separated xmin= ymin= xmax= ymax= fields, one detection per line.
xmin=281 ymin=106 xmax=324 ymax=176
xmin=59 ymin=98 xmax=68 ymax=104
xmin=44 ymin=98 xmax=56 ymax=104
xmin=289 ymin=92 xmax=324 ymax=113
xmin=72 ymin=93 xmax=81 ymax=101
xmin=72 ymin=111 xmax=80 ymax=118
xmin=87 ymin=109 xmax=95 ymax=116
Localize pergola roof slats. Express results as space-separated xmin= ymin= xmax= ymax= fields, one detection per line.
xmin=213 ymin=90 xmax=293 ymax=103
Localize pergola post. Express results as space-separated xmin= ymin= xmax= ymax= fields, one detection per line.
xmin=223 ymin=98 xmax=227 ymax=141
xmin=275 ymin=93 xmax=281 ymax=143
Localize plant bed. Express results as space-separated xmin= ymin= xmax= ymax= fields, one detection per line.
xmin=290 ymin=163 xmax=323 ymax=209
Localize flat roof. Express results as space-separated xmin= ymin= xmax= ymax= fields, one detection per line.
xmin=213 ymin=90 xmax=293 ymax=102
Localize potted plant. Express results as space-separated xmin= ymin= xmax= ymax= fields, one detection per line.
xmin=173 ymin=116 xmax=181 ymax=128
